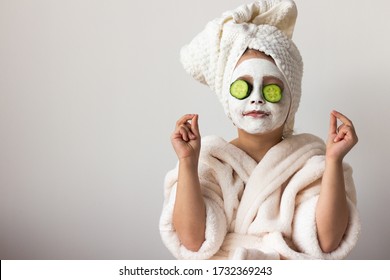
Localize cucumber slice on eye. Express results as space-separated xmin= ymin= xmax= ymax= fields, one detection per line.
xmin=263 ymin=84 xmax=282 ymax=103
xmin=230 ymin=80 xmax=252 ymax=100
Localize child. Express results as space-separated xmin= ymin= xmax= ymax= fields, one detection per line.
xmin=160 ymin=0 xmax=360 ymax=260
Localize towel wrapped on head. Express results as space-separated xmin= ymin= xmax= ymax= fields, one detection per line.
xmin=180 ymin=0 xmax=303 ymax=136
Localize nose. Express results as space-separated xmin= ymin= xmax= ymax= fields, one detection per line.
xmin=249 ymin=88 xmax=265 ymax=104
xmin=250 ymin=99 xmax=264 ymax=104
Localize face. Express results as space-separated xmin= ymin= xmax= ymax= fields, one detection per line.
xmin=228 ymin=58 xmax=291 ymax=135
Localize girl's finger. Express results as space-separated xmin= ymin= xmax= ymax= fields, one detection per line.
xmin=334 ymin=124 xmax=356 ymax=143
xmin=329 ymin=112 xmax=337 ymax=135
xmin=334 ymin=129 xmax=348 ymax=142
xmin=191 ymin=114 xmax=200 ymax=137
xmin=179 ymin=126 xmax=190 ymax=142
xmin=176 ymin=114 xmax=196 ymax=128
xmin=332 ymin=110 xmax=354 ymax=127
xmin=182 ymin=122 xmax=196 ymax=139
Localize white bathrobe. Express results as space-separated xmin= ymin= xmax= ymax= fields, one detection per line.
xmin=159 ymin=134 xmax=360 ymax=259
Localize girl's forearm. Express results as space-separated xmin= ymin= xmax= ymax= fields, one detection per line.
xmin=316 ymin=158 xmax=349 ymax=253
xmin=173 ymin=158 xmax=206 ymax=251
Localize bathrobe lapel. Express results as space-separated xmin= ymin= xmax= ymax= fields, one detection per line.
xmin=234 ymin=134 xmax=326 ymax=233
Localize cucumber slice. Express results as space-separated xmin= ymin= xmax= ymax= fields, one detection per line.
xmin=263 ymin=84 xmax=282 ymax=103
xmin=230 ymin=80 xmax=252 ymax=100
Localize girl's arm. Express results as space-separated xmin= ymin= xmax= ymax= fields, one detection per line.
xmin=171 ymin=114 xmax=206 ymax=251
xmin=316 ymin=110 xmax=358 ymax=253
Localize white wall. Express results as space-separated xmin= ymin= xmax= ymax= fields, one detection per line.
xmin=0 ymin=0 xmax=389 ymax=259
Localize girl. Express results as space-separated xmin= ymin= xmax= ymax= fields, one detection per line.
xmin=160 ymin=0 xmax=360 ymax=260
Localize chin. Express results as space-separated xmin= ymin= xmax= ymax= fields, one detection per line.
xmin=238 ymin=121 xmax=285 ymax=135
xmin=241 ymin=126 xmax=272 ymax=135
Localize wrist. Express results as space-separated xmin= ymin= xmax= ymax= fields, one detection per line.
xmin=179 ymin=156 xmax=199 ymax=169
xmin=325 ymin=155 xmax=343 ymax=165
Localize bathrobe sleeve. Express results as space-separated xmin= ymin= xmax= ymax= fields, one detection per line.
xmin=159 ymin=163 xmax=228 ymax=259
xmin=291 ymin=161 xmax=361 ymax=259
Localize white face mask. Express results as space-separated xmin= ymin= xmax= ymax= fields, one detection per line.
xmin=228 ymin=58 xmax=291 ymax=135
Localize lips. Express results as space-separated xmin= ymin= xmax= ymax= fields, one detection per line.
xmin=242 ymin=110 xmax=270 ymax=118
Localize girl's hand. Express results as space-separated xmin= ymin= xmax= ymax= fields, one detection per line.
xmin=326 ymin=110 xmax=358 ymax=162
xmin=171 ymin=114 xmax=201 ymax=162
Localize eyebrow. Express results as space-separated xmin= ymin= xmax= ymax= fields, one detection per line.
xmin=263 ymin=76 xmax=284 ymax=89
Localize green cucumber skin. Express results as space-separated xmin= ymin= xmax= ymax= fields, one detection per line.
xmin=263 ymin=84 xmax=282 ymax=103
xmin=230 ymin=80 xmax=252 ymax=100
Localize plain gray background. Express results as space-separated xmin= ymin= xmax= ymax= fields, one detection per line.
xmin=1 ymin=0 xmax=389 ymax=259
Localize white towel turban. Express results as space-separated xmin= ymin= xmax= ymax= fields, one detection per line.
xmin=180 ymin=0 xmax=303 ymax=136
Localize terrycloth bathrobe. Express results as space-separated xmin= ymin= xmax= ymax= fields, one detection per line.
xmin=159 ymin=134 xmax=360 ymax=259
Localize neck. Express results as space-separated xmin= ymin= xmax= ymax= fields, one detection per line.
xmin=230 ymin=127 xmax=284 ymax=163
